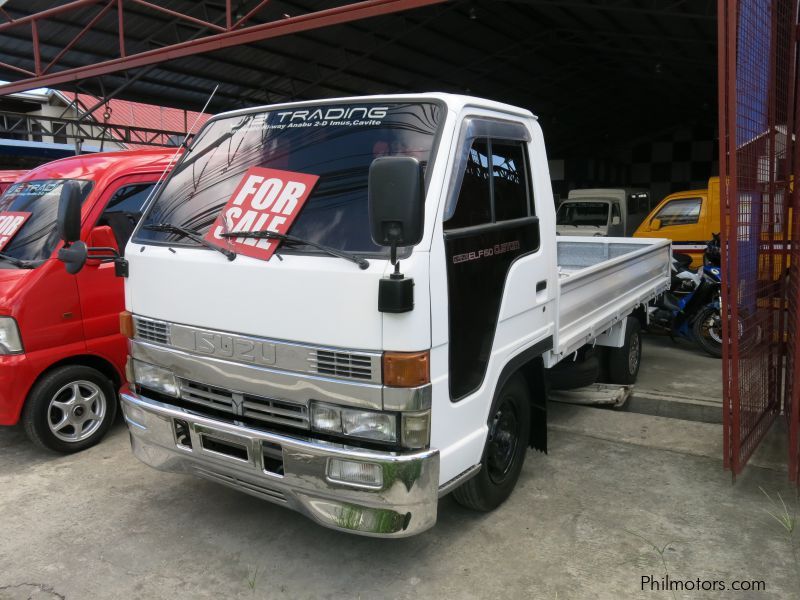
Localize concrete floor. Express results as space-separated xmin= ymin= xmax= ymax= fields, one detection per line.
xmin=611 ymin=332 xmax=727 ymax=425
xmin=1 ymin=405 xmax=797 ymax=600
xmin=637 ymin=332 xmax=723 ymax=403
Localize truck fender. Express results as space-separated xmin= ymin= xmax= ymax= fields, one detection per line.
xmin=491 ymin=338 xmax=550 ymax=454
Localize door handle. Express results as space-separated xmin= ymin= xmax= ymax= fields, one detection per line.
xmin=536 ymin=280 xmax=547 ymax=293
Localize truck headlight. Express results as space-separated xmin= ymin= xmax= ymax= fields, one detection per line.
xmin=401 ymin=411 xmax=431 ymax=449
xmin=311 ymin=402 xmax=397 ymax=443
xmin=0 ymin=316 xmax=23 ymax=354
xmin=132 ymin=359 xmax=179 ymax=397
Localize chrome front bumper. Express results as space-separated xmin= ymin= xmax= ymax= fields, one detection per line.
xmin=120 ymin=389 xmax=440 ymax=537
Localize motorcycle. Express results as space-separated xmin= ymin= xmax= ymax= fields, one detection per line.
xmin=648 ymin=235 xmax=724 ymax=357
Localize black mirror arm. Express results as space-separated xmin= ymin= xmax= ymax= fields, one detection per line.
xmin=386 ymin=223 xmax=404 ymax=280
xmin=87 ymin=246 xmax=121 ymax=262
xmin=86 ymin=246 xmax=129 ymax=276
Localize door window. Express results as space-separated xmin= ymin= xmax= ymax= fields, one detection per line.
xmin=654 ymin=197 xmax=702 ymax=227
xmin=611 ymin=203 xmax=621 ymax=225
xmin=98 ymin=183 xmax=155 ymax=252
xmin=445 ymin=138 xmax=533 ymax=230
xmin=491 ymin=141 xmax=530 ymax=221
xmin=444 ymin=140 xmax=491 ymax=229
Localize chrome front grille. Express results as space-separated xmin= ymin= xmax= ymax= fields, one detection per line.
xmin=178 ymin=379 xmax=309 ymax=429
xmin=134 ymin=317 xmax=170 ymax=345
xmin=310 ymin=349 xmax=375 ymax=381
xmin=179 ymin=380 xmax=234 ymax=412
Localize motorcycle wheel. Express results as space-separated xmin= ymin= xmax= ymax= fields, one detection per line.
xmin=692 ymin=306 xmax=723 ymax=358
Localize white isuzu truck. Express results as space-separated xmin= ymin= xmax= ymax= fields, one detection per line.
xmin=57 ymin=94 xmax=670 ymax=537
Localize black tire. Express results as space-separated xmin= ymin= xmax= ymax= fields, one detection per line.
xmin=452 ymin=375 xmax=531 ymax=512
xmin=606 ymin=317 xmax=642 ymax=384
xmin=692 ymin=306 xmax=723 ymax=358
xmin=22 ymin=365 xmax=118 ymax=453
xmin=545 ymin=353 xmax=600 ymax=390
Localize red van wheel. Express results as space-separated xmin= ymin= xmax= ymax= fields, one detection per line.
xmin=22 ymin=365 xmax=117 ymax=453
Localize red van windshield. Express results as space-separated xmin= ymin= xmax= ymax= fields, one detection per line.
xmin=0 ymin=179 xmax=93 ymax=264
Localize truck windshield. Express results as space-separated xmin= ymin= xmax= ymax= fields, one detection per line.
xmin=0 ymin=179 xmax=93 ymax=263
xmin=134 ymin=101 xmax=443 ymax=254
xmin=556 ymin=202 xmax=610 ymax=227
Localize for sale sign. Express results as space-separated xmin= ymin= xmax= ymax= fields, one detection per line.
xmin=0 ymin=212 xmax=31 ymax=252
xmin=205 ymin=167 xmax=319 ymax=261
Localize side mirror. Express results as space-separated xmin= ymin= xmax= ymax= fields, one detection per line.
xmin=368 ymin=157 xmax=424 ymax=314
xmin=87 ymin=225 xmax=120 ymax=255
xmin=57 ymin=181 xmax=82 ymax=243
xmin=58 ymin=241 xmax=88 ymax=275
xmin=611 ymin=215 xmax=621 ymax=226
xmin=59 ymin=225 xmax=124 ymax=276
xmin=651 ymin=218 xmax=662 ymax=231
xmin=368 ymin=156 xmax=424 ymax=258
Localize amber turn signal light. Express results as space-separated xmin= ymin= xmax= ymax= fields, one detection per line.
xmin=120 ymin=310 xmax=134 ymax=338
xmin=383 ymin=350 xmax=430 ymax=387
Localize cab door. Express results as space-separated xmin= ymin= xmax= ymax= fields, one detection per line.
xmin=637 ymin=193 xmax=708 ymax=266
xmin=429 ymin=117 xmax=556 ymax=483
xmin=76 ymin=175 xmax=158 ymax=354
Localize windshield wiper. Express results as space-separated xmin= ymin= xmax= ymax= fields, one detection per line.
xmin=0 ymin=252 xmax=37 ymax=268
xmin=220 ymin=230 xmax=369 ymax=270
xmin=143 ymin=223 xmax=237 ymax=261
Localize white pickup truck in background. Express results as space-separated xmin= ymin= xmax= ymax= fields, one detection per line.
xmin=57 ymin=93 xmax=671 ymax=536
xmin=556 ymin=188 xmax=651 ymax=237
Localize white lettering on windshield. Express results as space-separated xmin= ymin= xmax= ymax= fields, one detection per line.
xmin=274 ymin=106 xmax=388 ymax=125
xmin=8 ymin=181 xmax=60 ymax=196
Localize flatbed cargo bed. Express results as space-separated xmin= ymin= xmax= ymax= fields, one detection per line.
xmin=551 ymin=236 xmax=671 ymax=363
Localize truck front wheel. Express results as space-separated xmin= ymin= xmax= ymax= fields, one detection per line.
xmin=452 ymin=374 xmax=531 ymax=512
xmin=22 ymin=365 xmax=117 ymax=453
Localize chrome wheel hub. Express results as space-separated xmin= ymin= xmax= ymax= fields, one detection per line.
xmin=706 ymin=313 xmax=723 ymax=344
xmin=47 ymin=380 xmax=107 ymax=443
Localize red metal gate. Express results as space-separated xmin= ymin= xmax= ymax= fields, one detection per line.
xmin=718 ymin=0 xmax=798 ymax=480
xmin=784 ymin=9 xmax=800 ymax=484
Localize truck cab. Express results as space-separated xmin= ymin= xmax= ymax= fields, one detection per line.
xmin=556 ymin=188 xmax=650 ymax=237
xmin=634 ymin=177 xmax=720 ymax=267
xmin=58 ymin=94 xmax=669 ymax=536
xmin=0 ymin=149 xmax=177 ymax=452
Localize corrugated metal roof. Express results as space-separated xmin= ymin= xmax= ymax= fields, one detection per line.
xmin=0 ymin=1 xmax=717 ymax=156
xmin=72 ymin=93 xmax=210 ymax=146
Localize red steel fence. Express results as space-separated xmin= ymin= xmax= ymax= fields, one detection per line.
xmin=718 ymin=0 xmax=799 ymax=482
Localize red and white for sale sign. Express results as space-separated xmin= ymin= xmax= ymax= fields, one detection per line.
xmin=205 ymin=166 xmax=319 ymax=261
xmin=0 ymin=212 xmax=31 ymax=252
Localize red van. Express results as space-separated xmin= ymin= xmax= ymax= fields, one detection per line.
xmin=0 ymin=149 xmax=177 ymax=452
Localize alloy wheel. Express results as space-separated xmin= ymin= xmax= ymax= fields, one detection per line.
xmin=47 ymin=380 xmax=107 ymax=443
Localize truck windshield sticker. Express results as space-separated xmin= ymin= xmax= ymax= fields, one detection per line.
xmin=265 ymin=106 xmax=389 ymax=130
xmin=204 ymin=166 xmax=319 ymax=261
xmin=0 ymin=211 xmax=31 ymax=251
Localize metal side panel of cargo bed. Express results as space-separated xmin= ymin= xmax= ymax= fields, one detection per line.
xmin=553 ymin=236 xmax=671 ymax=361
